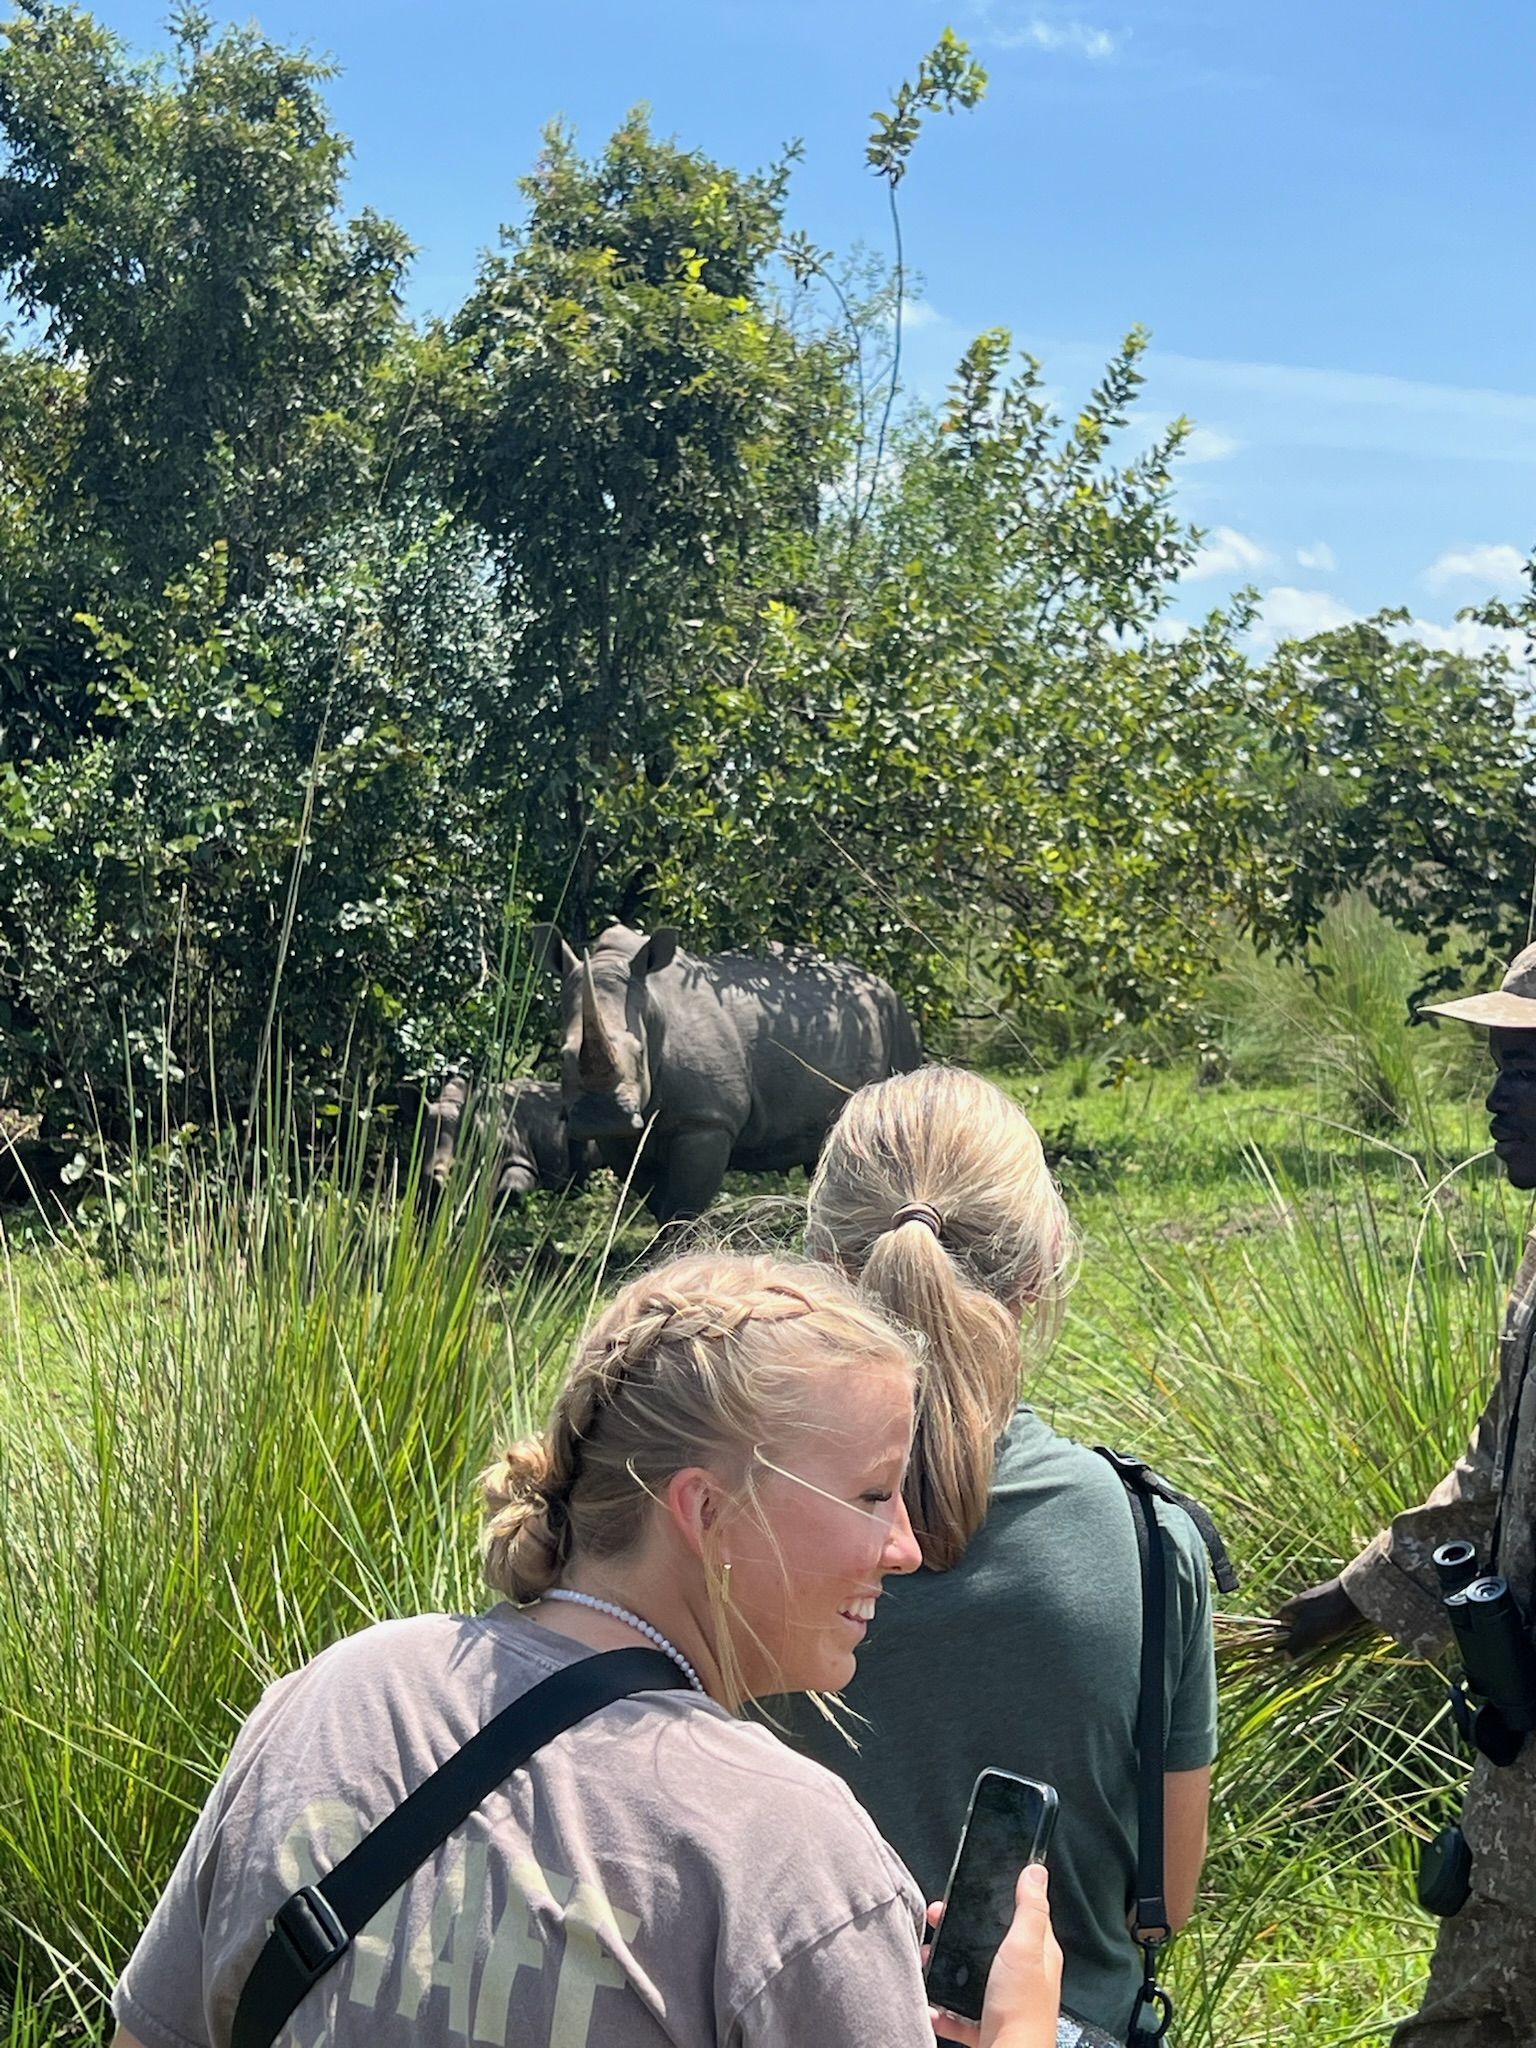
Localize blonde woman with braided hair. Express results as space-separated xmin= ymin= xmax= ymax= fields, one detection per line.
xmin=112 ymin=1250 xmax=1061 ymax=2048
xmin=784 ymin=1068 xmax=1218 ymax=2048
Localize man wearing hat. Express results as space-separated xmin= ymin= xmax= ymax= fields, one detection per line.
xmin=1276 ymin=943 xmax=1536 ymax=2044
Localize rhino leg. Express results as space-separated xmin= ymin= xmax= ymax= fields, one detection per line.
xmin=648 ymin=1127 xmax=733 ymax=1224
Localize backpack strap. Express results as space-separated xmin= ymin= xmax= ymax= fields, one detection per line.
xmin=1123 ymin=1462 xmax=1239 ymax=1595
xmin=1093 ymin=1447 xmax=1235 ymax=2045
xmin=231 ymin=1645 xmax=687 ymax=2048
xmin=1089 ymin=1446 xmax=1239 ymax=1600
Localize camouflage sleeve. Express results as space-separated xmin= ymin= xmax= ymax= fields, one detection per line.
xmin=1338 ymin=1358 xmax=1508 ymax=1657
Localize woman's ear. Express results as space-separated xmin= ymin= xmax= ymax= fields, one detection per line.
xmin=664 ymin=1466 xmax=724 ymax=1559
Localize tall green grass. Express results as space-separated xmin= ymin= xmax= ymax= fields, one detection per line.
xmin=0 ymin=1115 xmax=606 ymax=2040
xmin=2 ymin=1014 xmax=1524 ymax=2045
xmin=1041 ymin=1141 xmax=1526 ymax=2042
xmin=1207 ymin=899 xmax=1487 ymax=1151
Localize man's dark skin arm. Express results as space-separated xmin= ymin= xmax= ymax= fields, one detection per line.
xmin=1275 ymin=1024 xmax=1536 ymax=1658
xmin=1275 ymin=1574 xmax=1370 ymax=1656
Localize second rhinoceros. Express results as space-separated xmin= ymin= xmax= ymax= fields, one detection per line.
xmin=532 ymin=922 xmax=921 ymax=1222
xmin=413 ymin=1073 xmax=591 ymax=1215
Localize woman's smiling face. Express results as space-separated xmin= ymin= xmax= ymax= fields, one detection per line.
xmin=720 ymin=1357 xmax=922 ymax=1698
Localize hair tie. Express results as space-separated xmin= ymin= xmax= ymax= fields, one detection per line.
xmin=892 ymin=1201 xmax=944 ymax=1239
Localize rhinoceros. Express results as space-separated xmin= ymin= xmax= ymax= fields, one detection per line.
xmin=531 ymin=922 xmax=921 ymax=1222
xmin=410 ymin=1074 xmax=591 ymax=1214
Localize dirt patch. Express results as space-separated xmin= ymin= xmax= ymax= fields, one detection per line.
xmin=1152 ymin=1203 xmax=1293 ymax=1245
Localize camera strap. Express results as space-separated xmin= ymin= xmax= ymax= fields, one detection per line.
xmin=230 ymin=1646 xmax=688 ymax=2048
xmin=1094 ymin=1448 xmax=1238 ymax=2046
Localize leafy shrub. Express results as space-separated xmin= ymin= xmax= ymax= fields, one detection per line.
xmin=0 ymin=513 xmax=532 ymax=1135
xmin=1261 ymin=619 xmax=1536 ymax=1001
xmin=1205 ymin=900 xmax=1489 ymax=1150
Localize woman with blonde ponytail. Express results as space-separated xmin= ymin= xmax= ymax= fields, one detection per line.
xmin=789 ymin=1068 xmax=1217 ymax=2048
xmin=111 ymin=1250 xmax=1062 ymax=2048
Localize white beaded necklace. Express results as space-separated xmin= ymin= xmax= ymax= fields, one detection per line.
xmin=541 ymin=1588 xmax=707 ymax=1695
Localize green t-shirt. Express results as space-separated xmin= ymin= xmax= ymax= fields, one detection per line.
xmin=779 ymin=1405 xmax=1218 ymax=2042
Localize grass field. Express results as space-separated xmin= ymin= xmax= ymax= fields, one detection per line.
xmin=1 ymin=939 xmax=1526 ymax=2044
xmin=1013 ymin=1061 xmax=1510 ymax=2043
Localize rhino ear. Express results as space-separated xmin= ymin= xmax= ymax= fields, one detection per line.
xmin=529 ymin=923 xmax=579 ymax=978
xmin=638 ymin=928 xmax=679 ymax=975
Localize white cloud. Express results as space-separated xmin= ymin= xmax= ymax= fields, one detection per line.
xmin=1242 ymin=585 xmax=1528 ymax=667
xmin=1013 ymin=338 xmax=1536 ymax=466
xmin=1250 ymin=586 xmax=1357 ymax=647
xmin=1130 ymin=348 xmax=1536 ymax=466
xmin=1183 ymin=426 xmax=1240 ymax=463
xmin=1410 ymin=615 xmax=1526 ymax=662
xmin=1296 ymin=542 xmax=1336 ymax=572
xmin=1424 ymin=542 xmax=1527 ymax=593
xmin=1184 ymin=526 xmax=1270 ymax=583
xmin=984 ymin=15 xmax=1118 ymax=58
xmin=898 ymin=299 xmax=946 ymax=332
xmin=1150 ymin=616 xmax=1193 ymax=644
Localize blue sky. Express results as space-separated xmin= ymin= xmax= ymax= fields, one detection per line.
xmin=82 ymin=0 xmax=1536 ymax=655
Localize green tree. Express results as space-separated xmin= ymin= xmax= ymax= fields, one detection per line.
xmin=0 ymin=512 xmax=527 ymax=1132
xmin=0 ymin=0 xmax=410 ymax=604
xmin=0 ymin=2 xmax=486 ymax=1129
xmin=447 ymin=109 xmax=850 ymax=942
xmin=632 ymin=327 xmax=1277 ymax=1033
xmin=1258 ymin=615 xmax=1536 ymax=992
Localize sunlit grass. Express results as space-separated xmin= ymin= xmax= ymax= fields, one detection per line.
xmin=1034 ymin=1124 xmax=1520 ymax=2043
xmin=0 ymin=1111 xmax=609 ymax=2041
xmin=1 ymin=968 xmax=1520 ymax=2042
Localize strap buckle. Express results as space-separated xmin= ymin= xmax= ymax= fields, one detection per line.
xmin=1126 ymin=1936 xmax=1174 ymax=2046
xmin=1127 ymin=1981 xmax=1174 ymax=2045
xmin=272 ymin=1885 xmax=350 ymax=1986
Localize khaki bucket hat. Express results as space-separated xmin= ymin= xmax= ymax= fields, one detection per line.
xmin=1421 ymin=942 xmax=1536 ymax=1028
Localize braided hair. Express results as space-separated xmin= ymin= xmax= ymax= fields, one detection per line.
xmin=480 ymin=1252 xmax=916 ymax=1604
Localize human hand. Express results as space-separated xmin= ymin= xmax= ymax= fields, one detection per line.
xmin=980 ymin=1865 xmax=1061 ymax=2048
xmin=925 ymin=1866 xmax=1062 ymax=2048
xmin=1274 ymin=1575 xmax=1368 ymax=1657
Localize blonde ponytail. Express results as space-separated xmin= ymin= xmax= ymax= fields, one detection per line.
xmin=806 ymin=1067 xmax=1076 ymax=1570
xmin=479 ymin=1436 xmax=576 ymax=1603
xmin=857 ymin=1220 xmax=1020 ymax=1568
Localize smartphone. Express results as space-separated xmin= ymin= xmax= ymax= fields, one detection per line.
xmin=924 ymin=1769 xmax=1058 ymax=2024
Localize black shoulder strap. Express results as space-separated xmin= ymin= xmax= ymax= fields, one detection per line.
xmin=1099 ymin=1455 xmax=1171 ymax=1945
xmin=1090 ymin=1446 xmax=1239 ymax=1596
xmin=1122 ymin=1469 xmax=1176 ymax=2046
xmin=231 ymin=1645 xmax=687 ymax=2048
xmin=1126 ymin=1460 xmax=1239 ymax=1595
xmin=1093 ymin=1445 xmax=1236 ymax=2045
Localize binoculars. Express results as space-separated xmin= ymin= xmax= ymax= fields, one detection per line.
xmin=1417 ymin=1541 xmax=1536 ymax=1916
xmin=1433 ymin=1540 xmax=1536 ymax=1764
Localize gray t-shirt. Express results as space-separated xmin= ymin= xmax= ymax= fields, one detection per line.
xmin=113 ymin=1606 xmax=930 ymax=2048
xmin=780 ymin=1406 xmax=1218 ymax=2042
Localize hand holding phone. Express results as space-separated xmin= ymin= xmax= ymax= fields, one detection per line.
xmin=924 ymin=1769 xmax=1059 ymax=2027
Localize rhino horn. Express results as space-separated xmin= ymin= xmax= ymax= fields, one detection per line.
xmin=579 ymin=954 xmax=620 ymax=1081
